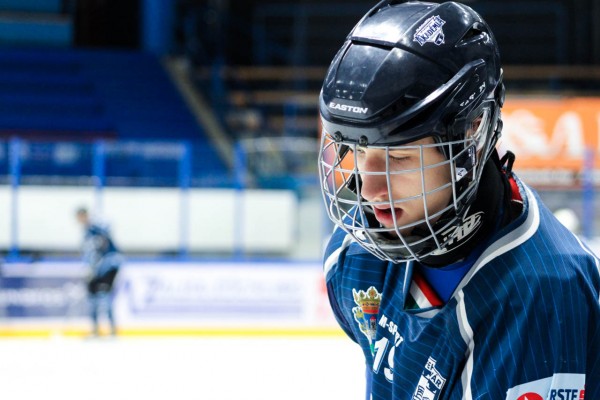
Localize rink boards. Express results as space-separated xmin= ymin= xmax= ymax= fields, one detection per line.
xmin=0 ymin=260 xmax=343 ymax=337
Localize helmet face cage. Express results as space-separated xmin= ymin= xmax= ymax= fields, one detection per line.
xmin=318 ymin=101 xmax=497 ymax=263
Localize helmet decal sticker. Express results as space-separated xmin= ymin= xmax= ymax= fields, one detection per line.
xmin=329 ymin=101 xmax=369 ymax=114
xmin=431 ymin=211 xmax=484 ymax=255
xmin=414 ymin=15 xmax=446 ymax=46
xmin=460 ymin=83 xmax=487 ymax=107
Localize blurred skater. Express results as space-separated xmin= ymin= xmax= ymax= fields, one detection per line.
xmin=76 ymin=207 xmax=123 ymax=337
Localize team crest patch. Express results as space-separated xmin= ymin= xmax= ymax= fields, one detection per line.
xmin=414 ymin=15 xmax=446 ymax=46
xmin=352 ymin=286 xmax=382 ymax=355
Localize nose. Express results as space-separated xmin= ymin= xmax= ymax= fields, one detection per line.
xmin=357 ymin=151 xmax=390 ymax=202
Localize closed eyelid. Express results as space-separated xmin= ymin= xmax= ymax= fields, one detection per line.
xmin=388 ymin=150 xmax=416 ymax=158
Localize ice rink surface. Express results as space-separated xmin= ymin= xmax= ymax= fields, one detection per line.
xmin=0 ymin=336 xmax=366 ymax=400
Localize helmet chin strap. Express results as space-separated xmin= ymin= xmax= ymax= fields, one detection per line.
xmin=370 ymin=230 xmax=433 ymax=260
xmin=420 ymin=150 xmax=509 ymax=266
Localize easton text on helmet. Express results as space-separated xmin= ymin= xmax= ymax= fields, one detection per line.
xmin=329 ymin=102 xmax=369 ymax=114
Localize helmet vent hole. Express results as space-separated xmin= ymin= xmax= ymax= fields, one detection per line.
xmin=459 ymin=25 xmax=487 ymax=45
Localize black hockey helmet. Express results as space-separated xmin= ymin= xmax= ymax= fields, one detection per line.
xmin=318 ymin=0 xmax=505 ymax=262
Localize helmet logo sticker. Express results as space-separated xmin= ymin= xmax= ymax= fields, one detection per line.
xmin=455 ymin=145 xmax=476 ymax=181
xmin=433 ymin=211 xmax=484 ymax=254
xmin=329 ymin=101 xmax=368 ymax=114
xmin=414 ymin=15 xmax=446 ymax=46
xmin=460 ymin=83 xmax=487 ymax=107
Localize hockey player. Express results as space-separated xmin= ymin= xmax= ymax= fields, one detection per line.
xmin=318 ymin=1 xmax=600 ymax=399
xmin=76 ymin=207 xmax=122 ymax=337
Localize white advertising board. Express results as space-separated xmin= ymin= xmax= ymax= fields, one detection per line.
xmin=0 ymin=260 xmax=340 ymax=336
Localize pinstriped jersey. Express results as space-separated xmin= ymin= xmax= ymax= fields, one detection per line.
xmin=323 ymin=179 xmax=600 ymax=399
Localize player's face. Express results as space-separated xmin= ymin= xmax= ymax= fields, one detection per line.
xmin=355 ymin=137 xmax=452 ymax=234
xmin=76 ymin=212 xmax=88 ymax=226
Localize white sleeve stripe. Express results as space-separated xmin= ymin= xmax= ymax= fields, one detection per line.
xmin=323 ymin=233 xmax=353 ymax=279
xmin=457 ymin=289 xmax=474 ymax=400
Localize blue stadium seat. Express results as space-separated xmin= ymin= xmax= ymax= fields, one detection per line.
xmin=0 ymin=47 xmax=228 ymax=182
xmin=0 ymin=0 xmax=63 ymax=13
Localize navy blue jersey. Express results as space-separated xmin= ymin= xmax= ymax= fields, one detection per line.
xmin=82 ymin=224 xmax=122 ymax=278
xmin=324 ymin=178 xmax=600 ymax=399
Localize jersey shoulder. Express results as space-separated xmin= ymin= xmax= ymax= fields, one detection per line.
xmin=323 ymin=225 xmax=388 ymax=282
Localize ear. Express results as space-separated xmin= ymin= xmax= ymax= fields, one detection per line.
xmin=467 ymin=116 xmax=483 ymax=138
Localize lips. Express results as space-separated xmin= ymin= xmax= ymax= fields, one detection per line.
xmin=373 ymin=206 xmax=401 ymax=226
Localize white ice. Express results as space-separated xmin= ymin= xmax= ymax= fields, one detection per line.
xmin=0 ymin=336 xmax=366 ymax=400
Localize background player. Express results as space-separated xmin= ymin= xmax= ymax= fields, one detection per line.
xmin=318 ymin=1 xmax=600 ymax=398
xmin=76 ymin=207 xmax=123 ymax=337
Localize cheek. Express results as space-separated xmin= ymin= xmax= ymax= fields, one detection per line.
xmin=426 ymin=165 xmax=451 ymax=189
xmin=423 ymin=165 xmax=452 ymax=204
xmin=387 ymin=171 xmax=422 ymax=200
xmin=390 ymin=161 xmax=444 ymax=187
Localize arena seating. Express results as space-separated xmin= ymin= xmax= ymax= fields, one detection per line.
xmin=0 ymin=47 xmax=228 ymax=185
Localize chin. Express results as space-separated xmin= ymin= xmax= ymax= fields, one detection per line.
xmin=379 ymin=214 xmax=421 ymax=234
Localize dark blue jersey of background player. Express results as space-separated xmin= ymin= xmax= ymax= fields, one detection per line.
xmin=76 ymin=207 xmax=122 ymax=336
xmin=317 ymin=1 xmax=600 ymax=398
xmin=81 ymin=223 xmax=122 ymax=279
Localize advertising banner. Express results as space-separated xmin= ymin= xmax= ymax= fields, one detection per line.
xmin=114 ymin=261 xmax=338 ymax=331
xmin=502 ymin=97 xmax=600 ymax=187
xmin=0 ymin=263 xmax=88 ymax=319
xmin=0 ymin=261 xmax=339 ymax=336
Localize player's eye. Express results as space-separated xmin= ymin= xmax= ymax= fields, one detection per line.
xmin=389 ymin=155 xmax=409 ymax=162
